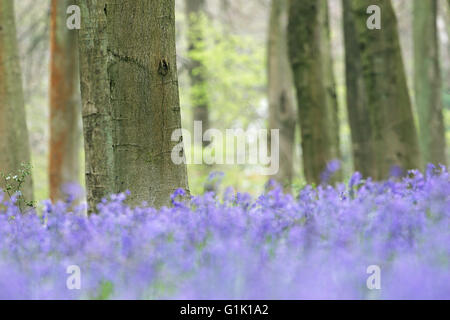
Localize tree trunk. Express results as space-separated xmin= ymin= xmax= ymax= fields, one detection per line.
xmin=186 ymin=0 xmax=210 ymax=145
xmin=77 ymin=0 xmax=189 ymax=211
xmin=268 ymin=0 xmax=297 ymax=189
xmin=342 ymin=0 xmax=376 ymax=177
xmin=0 ymin=0 xmax=33 ymax=200
xmin=49 ymin=0 xmax=81 ymax=202
xmin=444 ymin=0 xmax=450 ymax=93
xmin=287 ymin=0 xmax=340 ymax=185
xmin=343 ymin=0 xmax=421 ymax=179
xmin=413 ymin=0 xmax=447 ymax=166
xmin=318 ymin=0 xmax=341 ymax=181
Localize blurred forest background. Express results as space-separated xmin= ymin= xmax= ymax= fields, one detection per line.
xmin=5 ymin=0 xmax=450 ymax=203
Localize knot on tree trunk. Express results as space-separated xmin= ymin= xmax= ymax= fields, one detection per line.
xmin=158 ymin=58 xmax=170 ymax=76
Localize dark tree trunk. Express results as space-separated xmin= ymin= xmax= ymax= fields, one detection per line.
xmin=287 ymin=0 xmax=341 ymax=185
xmin=186 ymin=0 xmax=210 ymax=146
xmin=342 ymin=0 xmax=421 ymax=179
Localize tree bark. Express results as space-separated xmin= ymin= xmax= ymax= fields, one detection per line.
xmin=186 ymin=0 xmax=210 ymax=145
xmin=413 ymin=0 xmax=447 ymax=166
xmin=444 ymin=0 xmax=450 ymax=93
xmin=319 ymin=0 xmax=341 ymax=181
xmin=77 ymin=0 xmax=189 ymax=211
xmin=287 ymin=0 xmax=341 ymax=185
xmin=49 ymin=0 xmax=82 ymax=202
xmin=342 ymin=0 xmax=375 ymax=177
xmin=268 ymin=0 xmax=297 ymax=189
xmin=343 ymin=0 xmax=421 ymax=179
xmin=0 ymin=0 xmax=33 ymax=200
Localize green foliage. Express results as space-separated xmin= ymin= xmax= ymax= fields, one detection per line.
xmin=95 ymin=281 xmax=114 ymax=300
xmin=179 ymin=12 xmax=270 ymax=195
xmin=181 ymin=13 xmax=266 ymax=130
xmin=1 ymin=163 xmax=35 ymax=212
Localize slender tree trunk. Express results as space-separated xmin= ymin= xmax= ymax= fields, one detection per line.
xmin=220 ymin=0 xmax=232 ymax=28
xmin=186 ymin=0 xmax=210 ymax=145
xmin=77 ymin=0 xmax=189 ymax=211
xmin=343 ymin=0 xmax=421 ymax=179
xmin=444 ymin=0 xmax=450 ymax=93
xmin=319 ymin=0 xmax=341 ymax=181
xmin=0 ymin=0 xmax=33 ymax=200
xmin=413 ymin=0 xmax=447 ymax=166
xmin=268 ymin=0 xmax=296 ymax=189
xmin=342 ymin=0 xmax=375 ymax=177
xmin=49 ymin=0 xmax=81 ymax=201
xmin=287 ymin=0 xmax=340 ymax=185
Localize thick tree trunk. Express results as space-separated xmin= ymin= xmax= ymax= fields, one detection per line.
xmin=343 ymin=0 xmax=421 ymax=179
xmin=413 ymin=0 xmax=447 ymax=166
xmin=268 ymin=0 xmax=296 ymax=189
xmin=287 ymin=0 xmax=340 ymax=185
xmin=49 ymin=0 xmax=81 ymax=202
xmin=186 ymin=0 xmax=210 ymax=145
xmin=0 ymin=0 xmax=33 ymax=200
xmin=77 ymin=0 xmax=189 ymax=211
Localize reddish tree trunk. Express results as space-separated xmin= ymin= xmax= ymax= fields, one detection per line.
xmin=49 ymin=0 xmax=81 ymax=201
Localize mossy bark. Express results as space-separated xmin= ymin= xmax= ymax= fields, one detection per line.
xmin=287 ymin=0 xmax=340 ymax=185
xmin=268 ymin=0 xmax=297 ymax=189
xmin=77 ymin=0 xmax=189 ymax=211
xmin=343 ymin=0 xmax=421 ymax=179
xmin=49 ymin=0 xmax=82 ymax=201
xmin=318 ymin=0 xmax=341 ymax=181
xmin=413 ymin=0 xmax=447 ymax=166
xmin=0 ymin=0 xmax=33 ymax=200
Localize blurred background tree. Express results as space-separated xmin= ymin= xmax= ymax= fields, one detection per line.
xmin=267 ymin=0 xmax=296 ymax=190
xmin=0 ymin=0 xmax=33 ymax=201
xmin=49 ymin=0 xmax=82 ymax=202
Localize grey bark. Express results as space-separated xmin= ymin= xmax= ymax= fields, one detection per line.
xmin=77 ymin=0 xmax=189 ymax=211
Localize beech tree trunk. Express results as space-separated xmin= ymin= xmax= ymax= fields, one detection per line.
xmin=343 ymin=0 xmax=421 ymax=179
xmin=413 ymin=0 xmax=447 ymax=166
xmin=0 ymin=0 xmax=33 ymax=200
xmin=77 ymin=0 xmax=189 ymax=211
xmin=186 ymin=0 xmax=210 ymax=145
xmin=268 ymin=0 xmax=296 ymax=189
xmin=287 ymin=0 xmax=340 ymax=185
xmin=49 ymin=0 xmax=81 ymax=201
